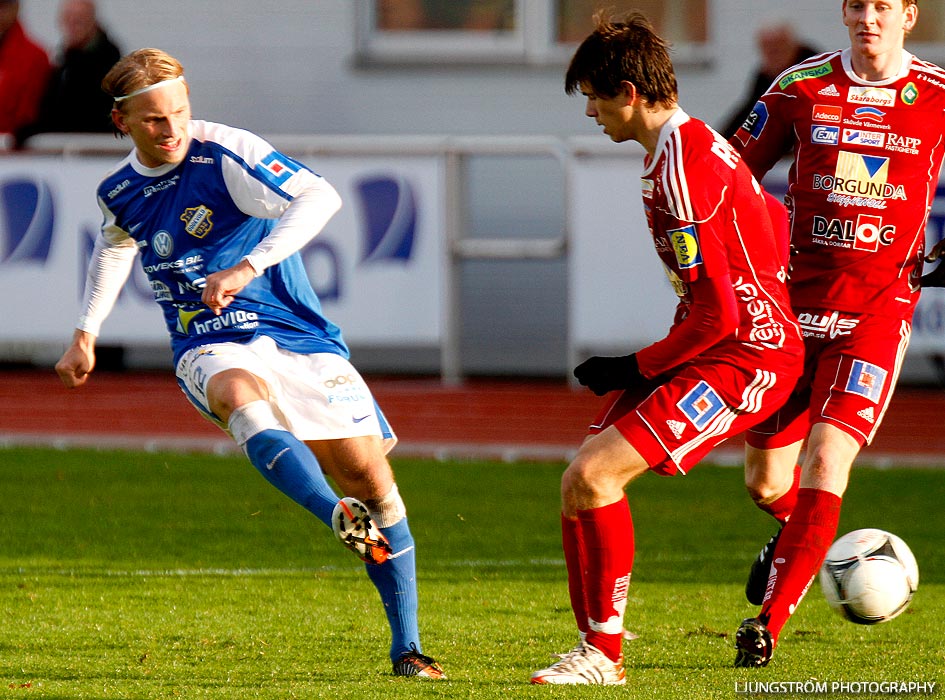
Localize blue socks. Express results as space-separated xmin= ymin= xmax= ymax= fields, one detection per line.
xmin=232 ymin=403 xmax=422 ymax=663
xmin=243 ymin=428 xmax=338 ymax=526
xmin=365 ymin=517 xmax=421 ymax=661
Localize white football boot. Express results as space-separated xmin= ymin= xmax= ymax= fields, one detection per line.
xmin=331 ymin=497 xmax=392 ymax=564
xmin=530 ymin=642 xmax=626 ymax=685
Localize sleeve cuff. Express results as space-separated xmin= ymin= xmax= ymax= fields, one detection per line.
xmin=242 ymin=254 xmax=265 ymax=277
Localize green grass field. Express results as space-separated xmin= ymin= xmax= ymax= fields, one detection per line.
xmin=0 ymin=446 xmax=942 ymax=699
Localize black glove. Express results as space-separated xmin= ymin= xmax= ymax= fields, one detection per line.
xmin=573 ymin=354 xmax=645 ymax=396
xmin=921 ymin=262 xmax=945 ymax=288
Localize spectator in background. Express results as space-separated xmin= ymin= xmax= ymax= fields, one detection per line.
xmin=717 ymin=21 xmax=817 ymax=139
xmin=0 ymin=0 xmax=50 ymax=141
xmin=16 ymin=0 xmax=120 ymax=146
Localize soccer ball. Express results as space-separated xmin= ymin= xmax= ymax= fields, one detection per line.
xmin=819 ymin=528 xmax=919 ymax=625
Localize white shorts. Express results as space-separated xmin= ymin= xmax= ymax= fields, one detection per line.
xmin=175 ymin=336 xmax=396 ymax=453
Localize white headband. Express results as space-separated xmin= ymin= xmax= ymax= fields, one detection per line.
xmin=113 ymin=75 xmax=185 ymax=103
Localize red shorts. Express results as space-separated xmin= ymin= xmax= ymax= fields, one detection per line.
xmin=589 ymin=360 xmax=798 ymax=476
xmin=746 ymin=311 xmax=911 ymax=449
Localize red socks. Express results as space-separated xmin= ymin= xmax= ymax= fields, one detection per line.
xmin=561 ymin=499 xmax=635 ymax=662
xmin=561 ymin=513 xmax=589 ymax=635
xmin=757 ymin=464 xmax=802 ymax=524
xmin=760 ymin=488 xmax=841 ymax=640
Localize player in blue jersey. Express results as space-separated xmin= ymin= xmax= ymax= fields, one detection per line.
xmin=54 ymin=48 xmax=444 ymax=679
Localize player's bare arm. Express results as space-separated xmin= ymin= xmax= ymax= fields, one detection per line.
xmin=55 ymin=329 xmax=97 ymax=389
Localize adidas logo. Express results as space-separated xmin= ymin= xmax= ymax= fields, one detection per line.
xmin=857 ymin=406 xmax=875 ymax=423
xmin=667 ymin=420 xmax=686 ymax=438
xmin=818 ymin=84 xmax=840 ymax=97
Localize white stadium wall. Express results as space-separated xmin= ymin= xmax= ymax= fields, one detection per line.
xmin=8 ymin=1 xmax=945 ymax=380
xmin=4 ymin=139 xmax=945 ymax=383
xmin=22 ymin=0 xmax=943 ymax=139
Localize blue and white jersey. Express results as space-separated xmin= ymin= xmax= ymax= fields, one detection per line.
xmin=93 ymin=120 xmax=345 ymax=365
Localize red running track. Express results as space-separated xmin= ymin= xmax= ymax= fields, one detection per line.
xmin=1 ymin=369 xmax=943 ymax=466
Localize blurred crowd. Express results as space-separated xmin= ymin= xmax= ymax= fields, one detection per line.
xmin=0 ymin=0 xmax=120 ymax=148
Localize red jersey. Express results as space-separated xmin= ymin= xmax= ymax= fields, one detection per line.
xmin=636 ymin=110 xmax=802 ymax=393
xmin=733 ymin=49 xmax=945 ymax=320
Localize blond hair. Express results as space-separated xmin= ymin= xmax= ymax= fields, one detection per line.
xmin=102 ymin=48 xmax=186 ymax=108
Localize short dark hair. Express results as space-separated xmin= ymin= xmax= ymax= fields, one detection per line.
xmin=565 ymin=11 xmax=677 ymax=108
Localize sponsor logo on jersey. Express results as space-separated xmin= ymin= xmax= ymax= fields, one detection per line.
xmin=143 ymin=174 xmax=180 ymax=198
xmin=853 ymin=214 xmax=896 ymax=251
xmin=832 ymin=151 xmax=895 ymax=200
xmin=812 ymin=125 xmax=840 ymax=145
xmin=151 ymin=279 xmax=172 ymax=302
xmin=850 ymin=106 xmax=886 ymax=123
xmin=778 ymin=63 xmax=833 ymax=89
xmin=857 ymin=406 xmax=876 ymax=423
xmin=847 ymin=86 xmax=896 ymax=107
xmin=841 ymin=129 xmax=885 ymax=148
xmin=740 ymin=101 xmax=769 ymax=140
xmin=733 ymin=275 xmax=787 ymax=349
xmin=143 ymin=253 xmax=204 ymax=274
xmin=814 ymin=152 xmax=909 ymax=207
xmin=191 ymin=309 xmax=261 ymax=336
xmin=886 ymin=133 xmax=921 ymax=155
xmin=677 ymin=381 xmax=726 ymax=431
xmin=918 ymin=72 xmax=945 ymax=91
xmin=152 ymin=230 xmax=174 ymax=258
xmin=666 ymin=419 xmax=686 ymax=439
xmin=796 ymin=311 xmax=860 ymax=339
xmin=818 ymin=84 xmax=841 ymax=97
xmin=901 ymin=82 xmax=919 ymax=105
xmin=812 ymin=104 xmax=842 ymax=123
xmin=811 ymin=214 xmax=896 ymax=251
xmin=190 ymin=155 xmax=215 ymax=165
xmin=176 ymin=307 xmax=205 ymax=335
xmin=180 ymin=205 xmax=214 ymax=239
xmin=258 ymin=152 xmax=298 ymax=186
xmin=107 ymin=179 xmax=131 ymax=199
xmin=844 ymin=359 xmax=887 ymax=403
xmin=669 ymin=225 xmax=702 ymax=269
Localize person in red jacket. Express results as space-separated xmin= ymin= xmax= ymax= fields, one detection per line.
xmin=529 ymin=11 xmax=803 ymax=686
xmin=0 ymin=0 xmax=51 ymax=139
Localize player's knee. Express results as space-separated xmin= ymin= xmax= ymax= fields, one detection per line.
xmin=802 ymin=427 xmax=859 ymax=493
xmin=207 ymin=369 xmax=268 ymax=420
xmin=744 ymin=449 xmax=794 ymax=504
xmin=562 ymin=456 xmax=611 ymax=507
xmin=745 ymin=479 xmax=784 ymax=505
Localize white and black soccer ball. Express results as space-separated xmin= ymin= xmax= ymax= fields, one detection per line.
xmin=819 ymin=528 xmax=919 ymax=625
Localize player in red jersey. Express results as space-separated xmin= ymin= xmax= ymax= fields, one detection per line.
xmin=730 ymin=0 xmax=945 ymax=667
xmin=529 ymin=12 xmax=803 ymax=686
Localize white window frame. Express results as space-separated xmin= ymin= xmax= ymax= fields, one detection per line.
xmin=355 ymin=0 xmax=711 ymax=67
